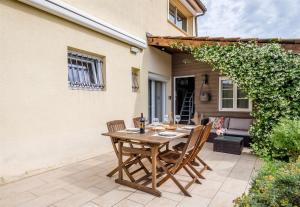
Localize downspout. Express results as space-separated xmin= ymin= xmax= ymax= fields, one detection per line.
xmin=195 ymin=11 xmax=206 ymax=37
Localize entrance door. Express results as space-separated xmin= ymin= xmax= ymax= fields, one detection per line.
xmin=174 ymin=76 xmax=195 ymax=124
xmin=148 ymin=79 xmax=166 ymax=123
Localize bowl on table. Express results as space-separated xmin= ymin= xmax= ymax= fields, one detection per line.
xmin=163 ymin=125 xmax=176 ymax=130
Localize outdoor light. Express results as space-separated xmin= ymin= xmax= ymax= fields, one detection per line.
xmin=200 ymin=74 xmax=211 ymax=102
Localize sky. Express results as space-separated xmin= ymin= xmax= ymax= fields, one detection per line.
xmin=197 ymin=0 xmax=300 ymax=38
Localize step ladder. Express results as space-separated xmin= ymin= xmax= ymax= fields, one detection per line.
xmin=179 ymin=91 xmax=194 ymax=124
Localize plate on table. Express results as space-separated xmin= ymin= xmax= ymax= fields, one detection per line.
xmin=158 ymin=131 xmax=178 ymax=137
xmin=126 ymin=128 xmax=140 ymax=132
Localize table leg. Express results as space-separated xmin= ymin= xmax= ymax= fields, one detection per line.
xmin=151 ymin=145 xmax=158 ymax=190
xmin=118 ymin=140 xmax=123 ymax=180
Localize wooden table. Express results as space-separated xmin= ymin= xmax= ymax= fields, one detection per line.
xmin=102 ymin=129 xmax=189 ymax=196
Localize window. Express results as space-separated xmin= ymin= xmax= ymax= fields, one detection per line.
xmin=68 ymin=51 xmax=105 ymax=90
xmin=219 ymin=77 xmax=252 ymax=111
xmin=168 ymin=3 xmax=187 ymax=32
xmin=132 ymin=68 xmax=140 ymax=92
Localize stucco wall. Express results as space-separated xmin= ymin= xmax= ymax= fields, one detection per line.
xmin=0 ymin=0 xmax=173 ymax=181
xmin=62 ymin=0 xmax=193 ymax=37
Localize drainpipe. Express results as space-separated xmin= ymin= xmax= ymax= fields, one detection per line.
xmin=195 ymin=11 xmax=206 ymax=37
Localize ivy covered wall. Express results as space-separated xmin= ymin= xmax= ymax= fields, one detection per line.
xmin=174 ymin=42 xmax=300 ymax=157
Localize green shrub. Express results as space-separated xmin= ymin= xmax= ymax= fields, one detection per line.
xmin=234 ymin=159 xmax=300 ymax=207
xmin=270 ymin=119 xmax=300 ymax=161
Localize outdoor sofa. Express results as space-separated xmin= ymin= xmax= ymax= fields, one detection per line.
xmin=204 ymin=117 xmax=252 ymax=147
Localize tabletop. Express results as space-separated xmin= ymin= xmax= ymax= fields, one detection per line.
xmin=102 ymin=129 xmax=190 ymax=145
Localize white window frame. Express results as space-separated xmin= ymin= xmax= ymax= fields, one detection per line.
xmin=219 ymin=77 xmax=252 ymax=112
xmin=168 ymin=1 xmax=188 ymax=32
xmin=68 ymin=50 xmax=105 ymax=90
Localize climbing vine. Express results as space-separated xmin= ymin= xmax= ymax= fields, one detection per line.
xmin=173 ymin=42 xmax=300 ymax=158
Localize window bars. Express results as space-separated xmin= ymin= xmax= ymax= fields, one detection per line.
xmin=68 ymin=51 xmax=105 ymax=90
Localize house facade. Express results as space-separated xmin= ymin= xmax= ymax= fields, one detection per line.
xmin=0 ymin=0 xmax=206 ymax=181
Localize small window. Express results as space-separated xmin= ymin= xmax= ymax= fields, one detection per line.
xmin=68 ymin=51 xmax=105 ymax=90
xmin=219 ymin=77 xmax=252 ymax=111
xmin=168 ymin=3 xmax=187 ymax=32
xmin=176 ymin=11 xmax=187 ymax=31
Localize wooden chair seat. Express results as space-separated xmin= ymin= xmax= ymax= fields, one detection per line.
xmin=159 ymin=150 xmax=181 ymax=164
xmin=172 ymin=142 xmax=185 ymax=151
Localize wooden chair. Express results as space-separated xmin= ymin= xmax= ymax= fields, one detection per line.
xmin=106 ymin=120 xmax=150 ymax=182
xmin=133 ymin=117 xmax=140 ymax=128
xmin=156 ymin=125 xmax=204 ymax=196
xmin=173 ymin=122 xmax=213 ymax=179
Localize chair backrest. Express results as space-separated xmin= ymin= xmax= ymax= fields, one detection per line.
xmin=107 ymin=120 xmax=126 ymax=133
xmin=132 ymin=117 xmax=140 ymax=128
xmin=200 ymin=122 xmax=213 ymax=146
xmin=106 ymin=120 xmax=126 ymax=153
xmin=190 ymin=122 xmax=213 ymax=160
xmin=173 ymin=125 xmax=203 ymax=171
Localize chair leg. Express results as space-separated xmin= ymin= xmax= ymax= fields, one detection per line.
xmin=137 ymin=158 xmax=150 ymax=175
xmin=107 ymin=156 xmax=133 ymax=177
xmin=124 ymin=166 xmax=136 ymax=182
xmin=187 ymin=162 xmax=205 ymax=179
xmin=157 ymin=160 xmax=191 ymax=197
xmin=183 ymin=165 xmax=201 ymax=184
xmin=196 ymin=156 xmax=212 ymax=171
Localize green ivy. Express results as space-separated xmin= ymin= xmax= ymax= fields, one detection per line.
xmin=173 ymin=42 xmax=300 ymax=158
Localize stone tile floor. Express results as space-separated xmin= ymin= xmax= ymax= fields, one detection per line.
xmin=0 ymin=143 xmax=262 ymax=207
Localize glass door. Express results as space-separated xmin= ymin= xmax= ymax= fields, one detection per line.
xmin=148 ymin=79 xmax=166 ymax=123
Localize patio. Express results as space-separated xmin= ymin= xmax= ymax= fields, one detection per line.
xmin=0 ymin=142 xmax=261 ymax=207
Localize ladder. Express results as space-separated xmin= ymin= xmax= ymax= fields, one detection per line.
xmin=179 ymin=91 xmax=194 ymax=124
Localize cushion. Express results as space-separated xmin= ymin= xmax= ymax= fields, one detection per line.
xmin=209 ymin=117 xmax=229 ymax=128
xmin=228 ymin=118 xmax=252 ymax=130
xmin=223 ymin=118 xmax=230 ymax=128
xmin=226 ymin=129 xmax=250 ymax=137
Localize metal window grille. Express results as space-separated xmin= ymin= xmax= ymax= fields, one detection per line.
xmin=132 ymin=71 xmax=139 ymax=91
xmin=68 ymin=51 xmax=105 ymax=90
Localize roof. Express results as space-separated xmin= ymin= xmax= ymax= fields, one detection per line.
xmin=195 ymin=0 xmax=207 ymax=12
xmin=147 ymin=35 xmax=300 ymax=53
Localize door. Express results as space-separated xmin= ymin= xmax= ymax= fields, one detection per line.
xmin=173 ymin=76 xmax=195 ymax=123
xmin=148 ymin=79 xmax=166 ymax=123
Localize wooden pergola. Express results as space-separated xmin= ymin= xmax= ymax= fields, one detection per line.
xmin=147 ymin=35 xmax=300 ymax=54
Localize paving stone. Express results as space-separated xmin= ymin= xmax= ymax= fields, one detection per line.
xmin=113 ymin=199 xmax=143 ymax=207
xmin=54 ymin=191 xmax=98 ymax=207
xmin=178 ymin=194 xmax=211 ymax=207
xmin=220 ymin=178 xmax=248 ymax=195
xmin=209 ymin=191 xmax=238 ymax=207
xmin=145 ymin=197 xmax=178 ymax=207
xmin=92 ymin=188 xmax=133 ymax=207
xmin=17 ymin=188 xmax=72 ymax=207
xmin=0 ymin=191 xmax=36 ymax=207
xmin=127 ymin=191 xmax=155 ymax=205
xmin=0 ymin=177 xmax=46 ymax=199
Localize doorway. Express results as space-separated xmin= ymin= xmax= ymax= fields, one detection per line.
xmin=148 ymin=79 xmax=166 ymax=123
xmin=174 ymin=76 xmax=195 ymax=124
